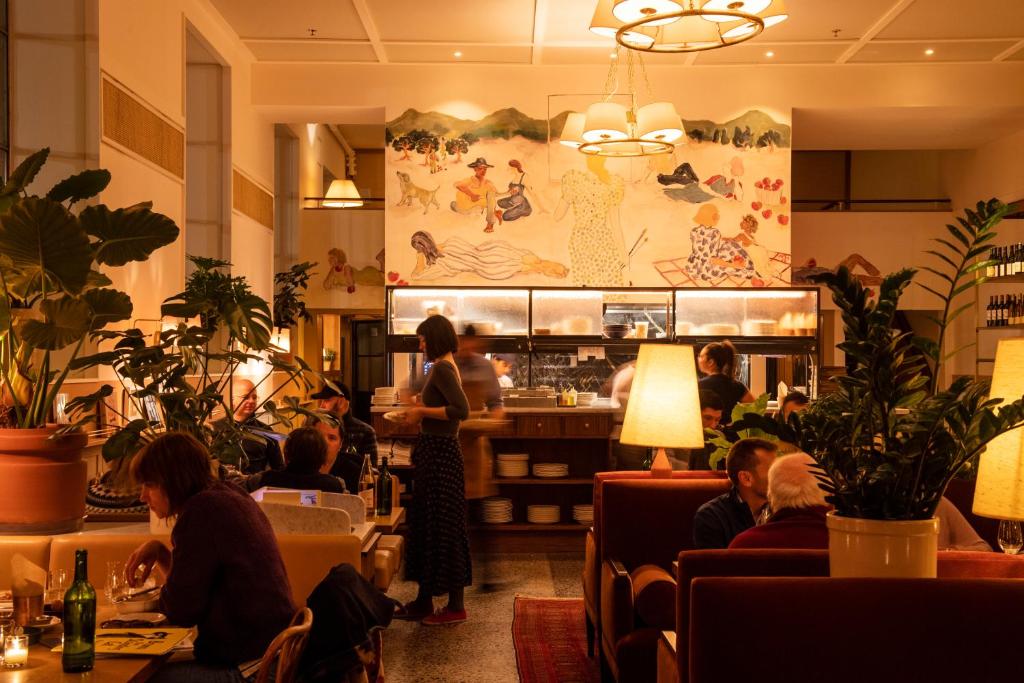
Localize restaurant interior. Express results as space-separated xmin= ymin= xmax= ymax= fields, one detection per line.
xmin=2 ymin=0 xmax=1024 ymax=681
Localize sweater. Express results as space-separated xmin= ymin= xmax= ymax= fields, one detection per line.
xmin=728 ymin=506 xmax=830 ymax=550
xmin=419 ymin=360 xmax=470 ymax=436
xmin=160 ymin=481 xmax=295 ymax=666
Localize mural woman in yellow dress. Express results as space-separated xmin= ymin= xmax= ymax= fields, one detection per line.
xmin=554 ymin=155 xmax=627 ymax=287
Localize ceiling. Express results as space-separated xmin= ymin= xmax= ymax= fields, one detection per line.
xmin=209 ymin=0 xmax=1024 ymax=66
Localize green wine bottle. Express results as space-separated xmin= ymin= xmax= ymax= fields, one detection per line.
xmin=62 ymin=548 xmax=96 ymax=673
xmin=375 ymin=456 xmax=393 ymax=517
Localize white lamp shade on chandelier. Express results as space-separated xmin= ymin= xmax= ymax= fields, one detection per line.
xmin=322 ymin=179 xmax=363 ymax=208
xmin=620 ymin=344 xmax=705 ymax=450
xmin=559 ymin=112 xmax=587 ymax=148
xmin=973 ymin=338 xmax=1024 ymax=520
xmin=582 ymin=102 xmax=630 ymax=142
xmin=636 ymin=102 xmax=685 ymax=143
xmin=593 ymin=0 xmax=789 ymax=53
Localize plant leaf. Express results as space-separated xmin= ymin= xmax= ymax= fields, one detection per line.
xmin=1 ymin=148 xmax=49 ymax=196
xmin=19 ymin=295 xmax=93 ymax=349
xmin=46 ymin=169 xmax=112 ymax=205
xmin=83 ymin=288 xmax=133 ymax=329
xmin=80 ymin=203 xmax=180 ymax=266
xmin=0 ymin=197 xmax=93 ymax=297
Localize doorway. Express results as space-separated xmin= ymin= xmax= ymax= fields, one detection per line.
xmin=351 ymin=319 xmax=386 ymax=423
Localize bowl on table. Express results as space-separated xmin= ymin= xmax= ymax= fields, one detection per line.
xmin=602 ymin=324 xmax=631 ymax=339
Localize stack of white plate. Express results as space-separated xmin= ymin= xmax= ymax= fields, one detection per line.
xmin=526 ymin=505 xmax=560 ymax=524
xmin=532 ymin=463 xmax=569 ymax=478
xmin=497 ymin=453 xmax=530 ymax=478
xmin=577 ymin=392 xmax=597 ymax=407
xmin=372 ymin=387 xmax=398 ymax=406
xmin=572 ymin=504 xmax=594 ymax=525
xmin=481 ymin=497 xmax=513 ymax=524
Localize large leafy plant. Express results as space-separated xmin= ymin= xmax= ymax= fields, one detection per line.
xmin=0 ymin=148 xmax=178 ymax=428
xmin=781 ymin=200 xmax=1024 ymax=520
xmin=69 ymin=256 xmax=331 ymax=467
xmin=706 ymin=394 xmax=780 ymax=469
xmin=273 ymin=261 xmax=317 ymax=333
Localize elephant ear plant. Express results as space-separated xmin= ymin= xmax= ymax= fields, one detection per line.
xmin=0 ymin=148 xmax=178 ymax=429
xmin=781 ymin=199 xmax=1024 ymax=520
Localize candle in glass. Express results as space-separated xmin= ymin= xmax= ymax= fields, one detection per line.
xmin=4 ymin=634 xmax=29 ymax=667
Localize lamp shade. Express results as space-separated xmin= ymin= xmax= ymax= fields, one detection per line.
xmin=654 ymin=12 xmax=723 ymax=50
xmin=559 ymin=112 xmax=587 ymax=148
xmin=637 ymin=102 xmax=684 ymax=142
xmin=974 ymin=338 xmax=1024 ymax=520
xmin=322 ymin=179 xmax=363 ymax=208
xmin=701 ymin=0 xmax=771 ymax=22
xmin=760 ymin=0 xmax=789 ymax=27
xmin=582 ymin=102 xmax=629 ymax=142
xmin=613 ymin=0 xmax=683 ymax=26
xmin=620 ymin=344 xmax=705 ymax=449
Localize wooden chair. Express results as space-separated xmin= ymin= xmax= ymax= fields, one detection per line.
xmin=256 ymin=607 xmax=314 ymax=683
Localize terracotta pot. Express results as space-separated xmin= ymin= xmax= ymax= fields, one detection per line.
xmin=0 ymin=426 xmax=89 ymax=534
xmin=827 ymin=511 xmax=939 ymax=578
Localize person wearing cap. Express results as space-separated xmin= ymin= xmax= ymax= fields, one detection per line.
xmin=491 ymin=354 xmax=514 ymax=389
xmin=311 ymin=381 xmax=379 ymax=467
xmin=451 ymin=157 xmax=498 ymax=233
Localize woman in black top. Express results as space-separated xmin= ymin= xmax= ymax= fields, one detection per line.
xmin=697 ymin=340 xmax=754 ymax=425
xmin=249 ymin=426 xmax=346 ymax=494
xmin=397 ymin=315 xmax=471 ymax=626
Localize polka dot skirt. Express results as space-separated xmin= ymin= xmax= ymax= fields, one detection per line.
xmin=405 ymin=433 xmax=473 ymax=595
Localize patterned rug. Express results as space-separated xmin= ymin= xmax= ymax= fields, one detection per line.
xmin=513 ymin=597 xmax=600 ymax=683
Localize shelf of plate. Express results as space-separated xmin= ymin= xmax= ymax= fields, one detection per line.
xmin=471 ymin=523 xmax=589 ymax=532
xmin=494 ymin=478 xmax=594 ymax=485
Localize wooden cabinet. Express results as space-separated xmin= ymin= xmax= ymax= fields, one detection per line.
xmin=516 ymin=415 xmax=561 ymax=437
xmin=563 ymin=414 xmax=610 ymax=436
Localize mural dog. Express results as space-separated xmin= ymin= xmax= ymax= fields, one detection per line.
xmin=396 ymin=171 xmax=440 ymax=214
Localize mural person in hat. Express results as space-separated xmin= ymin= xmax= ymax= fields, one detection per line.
xmin=451 ymin=157 xmax=499 ymax=233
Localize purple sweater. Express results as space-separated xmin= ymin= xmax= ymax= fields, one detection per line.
xmin=160 ymin=482 xmax=295 ymax=665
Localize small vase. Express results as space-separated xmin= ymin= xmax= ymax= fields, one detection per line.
xmin=826 ymin=511 xmax=939 ymax=578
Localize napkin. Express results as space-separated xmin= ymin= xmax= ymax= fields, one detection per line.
xmin=11 ymin=553 xmax=46 ymax=597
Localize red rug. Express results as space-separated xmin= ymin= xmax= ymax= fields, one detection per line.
xmin=513 ymin=597 xmax=600 ymax=683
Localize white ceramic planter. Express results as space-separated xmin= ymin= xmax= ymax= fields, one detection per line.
xmin=827 ymin=511 xmax=939 ymax=578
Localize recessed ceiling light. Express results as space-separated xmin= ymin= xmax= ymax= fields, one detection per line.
xmin=924 ymin=48 xmax=935 ymax=56
xmin=765 ymin=50 xmax=775 ymax=58
xmin=453 ymin=50 xmax=463 ymax=58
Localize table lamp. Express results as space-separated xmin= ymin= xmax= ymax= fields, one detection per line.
xmin=620 ymin=344 xmax=705 ymax=478
xmin=973 ymin=338 xmax=1024 ymax=527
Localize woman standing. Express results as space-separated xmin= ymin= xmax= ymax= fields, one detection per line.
xmin=697 ymin=340 xmax=754 ymax=426
xmin=398 ymin=315 xmax=472 ymax=625
xmin=125 ymin=433 xmax=294 ymax=680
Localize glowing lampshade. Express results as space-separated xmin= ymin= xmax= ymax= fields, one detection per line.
xmin=613 ymin=0 xmax=683 ymax=27
xmin=974 ymin=338 xmax=1024 ymax=520
xmin=559 ymin=112 xmax=587 ymax=148
xmin=655 ymin=12 xmax=723 ymax=50
xmin=621 ymin=344 xmax=704 ymax=477
xmin=591 ymin=0 xmax=658 ymax=46
xmin=637 ymin=102 xmax=684 ymax=143
xmin=322 ymin=179 xmax=363 ymax=208
xmin=702 ymin=0 xmax=771 ymax=22
xmin=761 ymin=0 xmax=789 ymax=27
xmin=582 ymin=102 xmax=629 ymax=143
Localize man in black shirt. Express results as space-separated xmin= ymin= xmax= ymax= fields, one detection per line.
xmin=215 ymin=378 xmax=284 ymax=474
xmin=311 ymin=382 xmax=378 ymax=463
xmin=693 ymin=437 xmax=778 ymax=548
xmin=247 ymin=427 xmax=346 ymax=494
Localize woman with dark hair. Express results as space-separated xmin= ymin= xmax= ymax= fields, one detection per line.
xmin=396 ymin=314 xmax=472 ymax=625
xmin=125 ymin=433 xmax=294 ymax=681
xmin=697 ymin=340 xmax=754 ymax=426
xmin=248 ymin=426 xmax=346 ymax=493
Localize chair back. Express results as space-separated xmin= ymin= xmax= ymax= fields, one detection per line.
xmin=256 ymin=607 xmax=313 ymax=683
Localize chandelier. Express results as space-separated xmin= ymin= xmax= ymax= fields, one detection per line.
xmin=560 ymin=48 xmax=682 ymax=158
xmin=590 ymin=0 xmax=789 ymax=53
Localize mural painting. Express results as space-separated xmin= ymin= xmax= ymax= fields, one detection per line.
xmin=385 ymin=106 xmax=791 ymax=288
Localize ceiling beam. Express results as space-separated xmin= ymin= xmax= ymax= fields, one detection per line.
xmin=836 ymin=0 xmax=916 ymax=64
xmin=350 ymin=0 xmax=388 ymax=64
xmin=532 ymin=0 xmax=550 ymax=65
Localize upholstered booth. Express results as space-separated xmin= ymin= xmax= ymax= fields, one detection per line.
xmin=688 ymin=577 xmax=1024 ymax=683
xmin=598 ymin=477 xmax=730 ymax=682
xmin=582 ymin=471 xmax=726 ymax=658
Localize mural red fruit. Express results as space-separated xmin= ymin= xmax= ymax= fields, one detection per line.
xmin=781 ymin=196 xmax=787 ymax=204
xmin=762 ymin=209 xmax=772 ymax=219
xmin=387 ymin=271 xmax=400 ymax=282
xmin=778 ymin=215 xmax=789 ymax=226
xmin=751 ymin=201 xmax=762 ymax=210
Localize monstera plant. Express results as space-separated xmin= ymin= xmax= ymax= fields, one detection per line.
xmin=0 ymin=148 xmax=178 ymax=429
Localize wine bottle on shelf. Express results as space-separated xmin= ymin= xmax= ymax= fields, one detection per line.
xmin=375 ymin=456 xmax=393 ymax=517
xmin=62 ymin=549 xmax=96 ymax=673
xmin=358 ymin=453 xmax=376 ymax=513
xmin=987 ymin=296 xmax=994 ymax=327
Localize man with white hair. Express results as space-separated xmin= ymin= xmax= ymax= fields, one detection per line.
xmin=729 ymin=452 xmax=830 ymax=549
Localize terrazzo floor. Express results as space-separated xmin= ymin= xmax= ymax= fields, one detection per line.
xmin=384 ymin=552 xmax=585 ymax=683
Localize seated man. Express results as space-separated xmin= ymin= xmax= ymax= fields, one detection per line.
xmin=684 ymin=390 xmax=726 ymax=470
xmin=215 ymin=378 xmax=283 ymax=474
xmin=248 ymin=427 xmax=346 ymax=494
xmin=729 ymin=452 xmax=829 ymax=549
xmin=693 ymin=438 xmax=777 ymax=549
xmin=312 ymin=382 xmax=379 ymax=464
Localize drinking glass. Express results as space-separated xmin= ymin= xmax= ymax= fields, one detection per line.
xmin=0 ymin=617 xmax=13 ymax=664
xmin=998 ymin=520 xmax=1023 ymax=555
xmin=105 ymin=561 xmax=127 ymax=604
xmin=46 ymin=569 xmax=68 ymax=603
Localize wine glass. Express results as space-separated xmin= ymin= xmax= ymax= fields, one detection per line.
xmin=998 ymin=520 xmax=1022 ymax=555
xmin=105 ymin=561 xmax=126 ymax=604
xmin=46 ymin=569 xmax=68 ymax=608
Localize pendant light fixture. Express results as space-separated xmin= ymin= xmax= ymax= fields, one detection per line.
xmin=590 ymin=0 xmax=789 ymax=54
xmin=322 ymin=179 xmax=363 ymax=208
xmin=559 ymin=48 xmax=681 ymax=158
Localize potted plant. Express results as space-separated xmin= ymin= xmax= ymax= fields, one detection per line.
xmin=0 ymin=148 xmax=179 ymax=533
xmin=272 ymin=261 xmax=316 ymax=354
xmin=790 ymin=199 xmax=1024 ymax=576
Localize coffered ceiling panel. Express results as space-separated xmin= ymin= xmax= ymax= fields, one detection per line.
xmin=543 ymin=46 xmax=629 ymax=65
xmin=246 ymin=41 xmax=378 ymax=62
xmin=542 ymin=1 xmax=613 ymax=44
xmin=209 ymin=0 xmax=368 ymax=40
xmin=850 ymin=40 xmax=1018 ymax=64
xmin=878 ymin=0 xmax=1024 ymax=40
xmin=694 ymin=41 xmax=850 ymax=65
xmin=757 ymin=0 xmax=897 ymax=42
xmin=370 ymin=0 xmax=536 ymax=43
xmin=384 ymin=44 xmax=532 ymax=64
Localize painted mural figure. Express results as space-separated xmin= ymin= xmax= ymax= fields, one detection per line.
xmin=323 ymin=247 xmax=385 ymax=292
xmin=684 ymin=204 xmax=756 ymax=283
xmin=495 ymin=160 xmax=533 ymax=223
xmin=727 ymin=214 xmax=771 ymax=284
xmin=658 ymin=162 xmax=716 ymax=204
xmin=704 ymin=157 xmax=745 ymax=201
xmin=555 ymin=155 xmax=627 ymax=287
xmin=451 ymin=157 xmax=498 ymax=232
xmin=410 ymin=230 xmax=567 ymax=281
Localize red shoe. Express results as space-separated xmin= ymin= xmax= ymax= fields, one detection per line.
xmin=422 ymin=608 xmax=468 ymax=626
